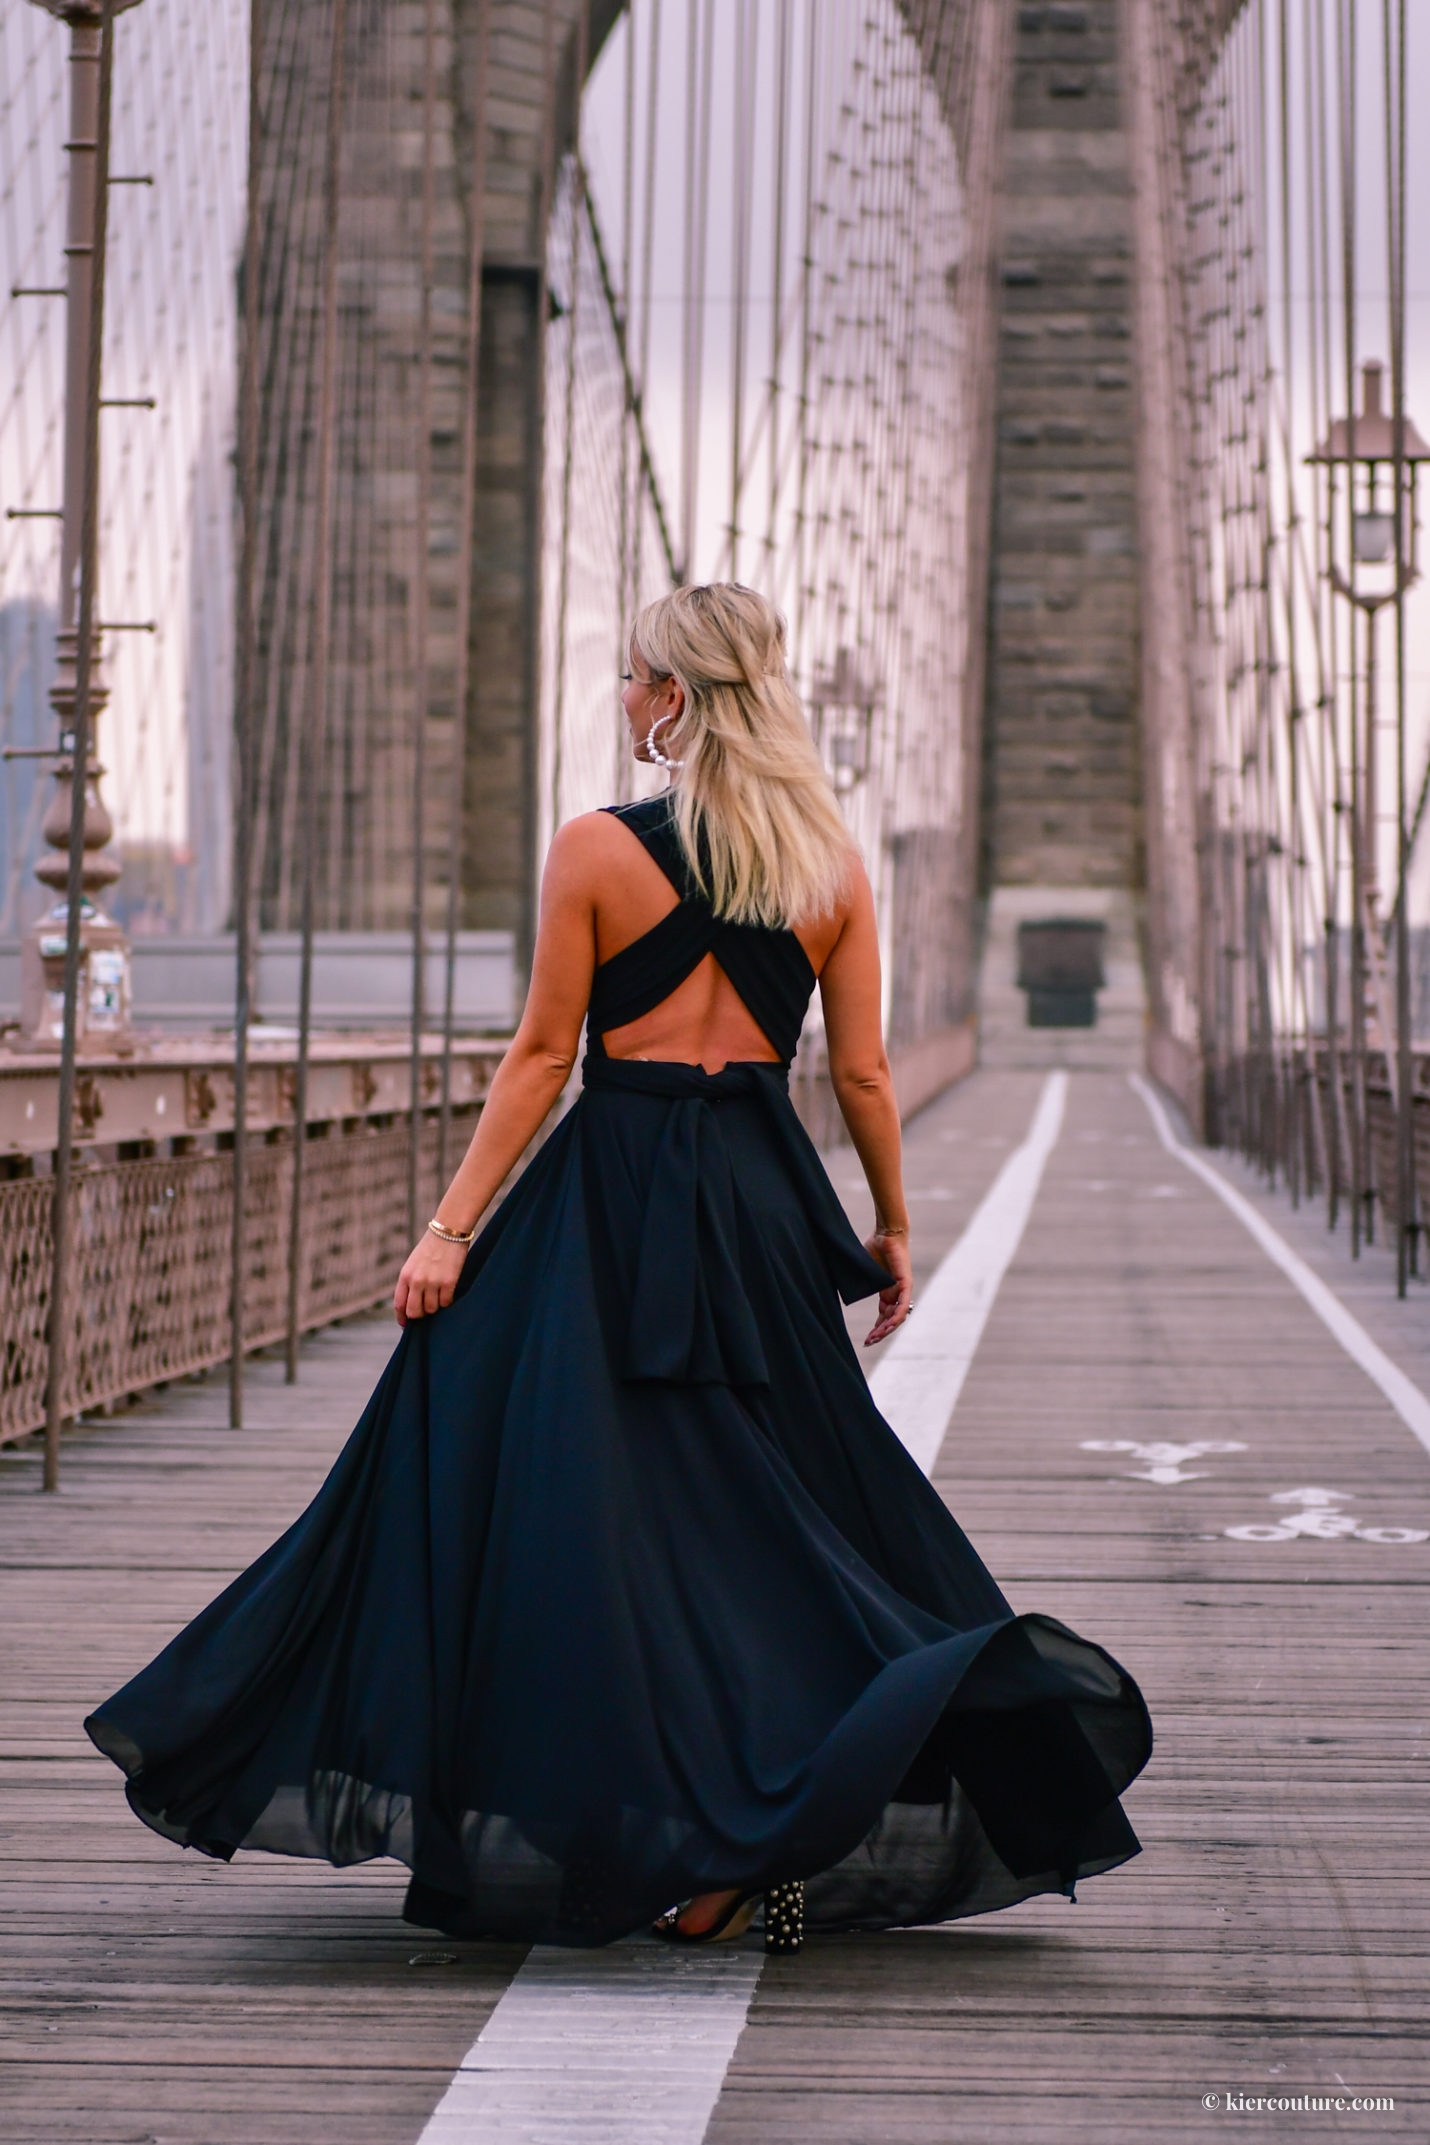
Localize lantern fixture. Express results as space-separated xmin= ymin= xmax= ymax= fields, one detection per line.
xmin=807 ymin=646 xmax=880 ymax=795
xmin=1308 ymin=359 xmax=1430 ymax=594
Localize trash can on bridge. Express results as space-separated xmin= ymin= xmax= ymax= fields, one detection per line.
xmin=1016 ymin=918 xmax=1106 ymax=1029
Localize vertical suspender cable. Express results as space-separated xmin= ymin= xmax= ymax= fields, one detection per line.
xmin=248 ymin=11 xmax=321 ymax=950
xmin=677 ymin=0 xmax=699 ymax=582
xmin=324 ymin=19 xmax=371 ymax=941
xmin=728 ymin=0 xmax=755 ymax=582
xmin=1332 ymin=0 xmax=1364 ymax=1251
xmin=524 ymin=0 xmax=558 ymax=976
xmin=1313 ymin=0 xmax=1349 ymax=1229
xmin=1251 ymin=0 xmax=1279 ymax=1178
xmin=1284 ymin=0 xmax=1334 ymax=1203
xmin=1238 ymin=19 xmax=1265 ymax=1136
xmin=43 ymin=0 xmax=115 ymax=1493
xmin=804 ymin=8 xmax=854 ymax=694
xmin=880 ymin=22 xmax=931 ymax=1000
xmin=285 ymin=0 xmax=347 ymax=1383
xmin=616 ymin=0 xmax=637 ymax=776
xmin=550 ymin=3 xmax=588 ymax=838
xmin=792 ymin=0 xmax=819 ymax=670
xmin=229 ymin=0 xmax=264 ymax=1429
xmin=1384 ymin=0 xmax=1415 ymax=1288
xmin=632 ymin=0 xmax=662 ymax=607
xmin=407 ymin=0 xmax=439 ymax=1245
xmin=1284 ymin=0 xmax=1330 ymax=1203
xmin=439 ymin=0 xmax=491 ymax=1187
xmin=680 ymin=0 xmax=714 ymax=582
xmin=762 ymin=0 xmax=791 ymax=585
xmin=1276 ymin=0 xmax=1308 ymax=1199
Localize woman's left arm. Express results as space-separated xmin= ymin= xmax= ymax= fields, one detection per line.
xmin=392 ymin=819 xmax=602 ymax=1324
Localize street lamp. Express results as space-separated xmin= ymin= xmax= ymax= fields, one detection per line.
xmin=1308 ymin=359 xmax=1430 ymax=933
xmin=807 ymin=646 xmax=879 ymax=795
xmin=11 ymin=1 xmax=144 ymax=1052
xmin=1308 ymin=357 xmax=1429 ymax=1265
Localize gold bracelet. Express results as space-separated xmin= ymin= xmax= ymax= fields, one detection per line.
xmin=874 ymin=1222 xmax=909 ymax=1239
xmin=427 ymin=1216 xmax=477 ymax=1246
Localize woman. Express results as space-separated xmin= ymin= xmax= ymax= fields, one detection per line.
xmin=86 ymin=583 xmax=1150 ymax=1953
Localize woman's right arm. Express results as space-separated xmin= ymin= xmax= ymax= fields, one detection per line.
xmin=817 ymin=863 xmax=913 ymax=1344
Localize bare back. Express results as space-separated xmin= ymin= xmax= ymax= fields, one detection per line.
xmin=592 ymin=812 xmax=849 ymax=1071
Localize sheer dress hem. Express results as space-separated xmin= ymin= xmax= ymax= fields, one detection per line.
xmin=82 ymin=801 xmax=1152 ymax=1947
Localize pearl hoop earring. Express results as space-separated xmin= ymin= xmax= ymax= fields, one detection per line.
xmin=644 ymin=713 xmax=684 ymax=771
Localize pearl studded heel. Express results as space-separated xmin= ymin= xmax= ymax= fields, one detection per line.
xmin=763 ymin=1879 xmax=804 ymax=1954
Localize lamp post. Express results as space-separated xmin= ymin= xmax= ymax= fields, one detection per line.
xmin=1309 ymin=358 xmax=1429 ymax=1255
xmin=1311 ymin=362 xmax=1428 ymax=934
xmin=807 ymin=646 xmax=879 ymax=795
xmin=16 ymin=0 xmax=142 ymax=1494
xmin=15 ymin=0 xmax=143 ymax=1055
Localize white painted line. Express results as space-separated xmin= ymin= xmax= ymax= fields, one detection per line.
xmin=417 ymin=1942 xmax=763 ymax=2144
xmin=1130 ymin=1072 xmax=1430 ymax=1461
xmin=870 ymin=1070 xmax=1069 ymax=1475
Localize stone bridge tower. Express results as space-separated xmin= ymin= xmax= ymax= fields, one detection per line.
xmin=248 ymin=0 xmax=621 ymax=958
xmin=976 ymin=0 xmax=1242 ymax=1089
xmin=245 ymin=0 xmax=1238 ymax=1103
xmin=975 ymin=0 xmax=1145 ymax=1065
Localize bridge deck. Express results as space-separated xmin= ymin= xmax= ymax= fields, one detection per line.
xmin=3 ymin=1067 xmax=1427 ymax=2143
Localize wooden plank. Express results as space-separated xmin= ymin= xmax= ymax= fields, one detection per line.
xmin=707 ymin=1066 xmax=1430 ymax=2140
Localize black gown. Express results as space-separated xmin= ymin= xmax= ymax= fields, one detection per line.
xmin=86 ymin=797 xmax=1152 ymax=1945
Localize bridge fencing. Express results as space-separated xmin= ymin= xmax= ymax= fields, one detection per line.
xmin=1209 ymin=1044 xmax=1430 ymax=1239
xmin=1129 ymin=0 xmax=1429 ymax=1287
xmin=0 ymin=1098 xmax=485 ymax=1444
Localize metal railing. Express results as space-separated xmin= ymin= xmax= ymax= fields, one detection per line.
xmin=0 ymin=1101 xmax=484 ymax=1446
xmin=1206 ymin=1045 xmax=1430 ymax=1270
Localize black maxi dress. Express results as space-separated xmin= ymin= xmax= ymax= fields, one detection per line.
xmin=86 ymin=797 xmax=1152 ymax=1945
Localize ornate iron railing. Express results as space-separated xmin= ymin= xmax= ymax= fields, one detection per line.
xmin=0 ymin=1106 xmax=483 ymax=1444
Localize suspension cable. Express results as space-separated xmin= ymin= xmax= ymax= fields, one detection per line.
xmin=284 ymin=0 xmax=347 ymax=1383
xmin=438 ymin=0 xmax=491 ymax=1186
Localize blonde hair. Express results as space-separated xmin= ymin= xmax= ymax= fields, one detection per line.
xmin=629 ymin=583 xmax=854 ymax=928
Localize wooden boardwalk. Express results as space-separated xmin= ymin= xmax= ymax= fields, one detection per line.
xmin=3 ymin=1067 xmax=1428 ymax=2142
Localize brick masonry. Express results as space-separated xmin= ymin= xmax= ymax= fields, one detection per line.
xmin=981 ymin=0 xmax=1142 ymax=892
xmin=249 ymin=0 xmax=617 ymax=954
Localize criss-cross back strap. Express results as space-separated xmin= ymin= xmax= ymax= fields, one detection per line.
xmin=586 ymin=799 xmax=815 ymax=1064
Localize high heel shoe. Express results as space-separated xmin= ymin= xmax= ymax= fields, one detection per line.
xmin=651 ymin=1888 xmax=760 ymax=1945
xmin=651 ymin=1879 xmax=805 ymax=1953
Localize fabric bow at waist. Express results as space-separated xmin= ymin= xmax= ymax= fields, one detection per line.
xmin=581 ymin=1055 xmax=888 ymax=1387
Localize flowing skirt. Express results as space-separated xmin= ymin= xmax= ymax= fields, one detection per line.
xmin=86 ymin=1056 xmax=1152 ymax=1944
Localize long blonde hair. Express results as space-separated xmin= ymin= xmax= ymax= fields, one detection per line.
xmin=629 ymin=583 xmax=854 ymax=928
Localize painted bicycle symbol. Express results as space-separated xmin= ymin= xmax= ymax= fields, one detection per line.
xmin=1081 ymin=1438 xmax=1248 ymax=1486
xmin=1226 ymin=1486 xmax=1428 ymax=1545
